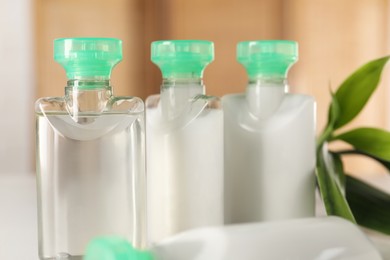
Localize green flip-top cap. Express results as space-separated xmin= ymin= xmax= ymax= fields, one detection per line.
xmin=84 ymin=237 xmax=153 ymax=260
xmin=151 ymin=40 xmax=214 ymax=78
xmin=54 ymin=37 xmax=122 ymax=80
xmin=237 ymin=40 xmax=298 ymax=78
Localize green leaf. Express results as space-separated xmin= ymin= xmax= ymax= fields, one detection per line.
xmin=333 ymin=56 xmax=389 ymax=129
xmin=335 ymin=149 xmax=390 ymax=173
xmin=316 ymin=145 xmax=355 ymax=222
xmin=346 ymin=175 xmax=390 ymax=235
xmin=333 ymin=127 xmax=390 ymax=161
xmin=331 ymin=152 xmax=346 ymax=189
xmin=328 ymin=91 xmax=341 ymax=128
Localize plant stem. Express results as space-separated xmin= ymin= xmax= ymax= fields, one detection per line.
xmin=317 ymin=124 xmax=333 ymax=154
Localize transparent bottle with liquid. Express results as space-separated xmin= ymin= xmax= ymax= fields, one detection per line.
xmin=35 ymin=38 xmax=146 ymax=259
xmin=223 ymin=40 xmax=316 ymax=223
xmin=146 ymin=40 xmax=224 ymax=244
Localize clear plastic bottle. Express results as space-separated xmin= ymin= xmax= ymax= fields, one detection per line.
xmin=223 ymin=40 xmax=316 ymax=223
xmin=35 ymin=38 xmax=146 ymax=259
xmin=146 ymin=40 xmax=224 ymax=244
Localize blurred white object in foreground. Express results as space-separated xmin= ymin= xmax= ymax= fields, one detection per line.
xmin=85 ymin=216 xmax=382 ymax=260
xmin=153 ymin=217 xmax=381 ymax=260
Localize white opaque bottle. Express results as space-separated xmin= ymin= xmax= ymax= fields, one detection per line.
xmin=35 ymin=38 xmax=146 ymax=259
xmin=223 ymin=40 xmax=316 ymax=224
xmin=146 ymin=40 xmax=224 ymax=244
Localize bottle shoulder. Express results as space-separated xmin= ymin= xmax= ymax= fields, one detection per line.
xmin=35 ymin=96 xmax=66 ymax=114
xmin=35 ymin=95 xmax=144 ymax=115
xmin=223 ymin=92 xmax=315 ymax=130
xmin=36 ymin=112 xmax=143 ymax=141
xmin=146 ymin=93 xmax=222 ymax=131
xmin=146 ymin=93 xmax=221 ymax=110
xmin=145 ymin=94 xmax=161 ymax=110
xmin=222 ymin=92 xmax=315 ymax=109
xmin=109 ymin=95 xmax=144 ymax=114
xmin=222 ymin=92 xmax=315 ymax=102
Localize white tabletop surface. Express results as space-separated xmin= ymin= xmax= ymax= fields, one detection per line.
xmin=0 ymin=173 xmax=389 ymax=260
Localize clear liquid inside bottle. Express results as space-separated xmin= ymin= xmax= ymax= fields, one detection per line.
xmin=36 ymin=83 xmax=146 ymax=259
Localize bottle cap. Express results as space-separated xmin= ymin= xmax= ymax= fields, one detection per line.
xmin=84 ymin=236 xmax=153 ymax=260
xmin=237 ymin=40 xmax=298 ymax=78
xmin=54 ymin=38 xmax=122 ymax=79
xmin=151 ymin=40 xmax=214 ymax=78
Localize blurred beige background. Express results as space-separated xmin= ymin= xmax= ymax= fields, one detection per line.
xmin=2 ymin=0 xmax=390 ymax=175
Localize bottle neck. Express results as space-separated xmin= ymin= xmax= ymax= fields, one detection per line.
xmin=65 ymin=79 xmax=112 ymax=121
xmin=246 ymin=76 xmax=288 ymax=119
xmin=66 ymin=78 xmax=111 ymax=89
xmin=160 ymin=77 xmax=205 ymax=119
xmin=161 ymin=77 xmax=205 ymax=91
xmin=248 ymin=76 xmax=288 ymax=87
